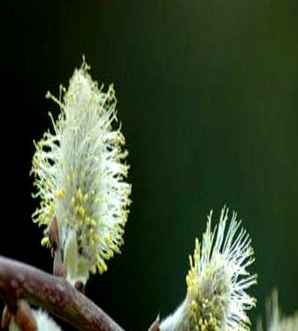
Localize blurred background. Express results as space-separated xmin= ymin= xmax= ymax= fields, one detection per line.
xmin=2 ymin=0 xmax=298 ymax=330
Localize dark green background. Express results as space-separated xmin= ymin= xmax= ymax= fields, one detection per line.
xmin=3 ymin=0 xmax=298 ymax=330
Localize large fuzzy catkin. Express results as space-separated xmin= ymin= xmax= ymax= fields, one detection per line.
xmin=160 ymin=207 xmax=257 ymax=331
xmin=31 ymin=59 xmax=131 ymax=285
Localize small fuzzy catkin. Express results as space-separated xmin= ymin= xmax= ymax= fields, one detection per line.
xmin=258 ymin=291 xmax=298 ymax=331
xmin=160 ymin=207 xmax=257 ymax=331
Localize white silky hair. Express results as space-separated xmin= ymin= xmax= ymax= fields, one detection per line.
xmin=9 ymin=310 xmax=62 ymax=331
xmin=159 ymin=299 xmax=189 ymax=331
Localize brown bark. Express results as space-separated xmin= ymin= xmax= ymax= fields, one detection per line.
xmin=0 ymin=256 xmax=125 ymax=331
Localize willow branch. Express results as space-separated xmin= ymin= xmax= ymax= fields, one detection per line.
xmin=0 ymin=256 xmax=125 ymax=331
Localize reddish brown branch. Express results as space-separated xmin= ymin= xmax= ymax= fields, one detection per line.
xmin=0 ymin=256 xmax=125 ymax=331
